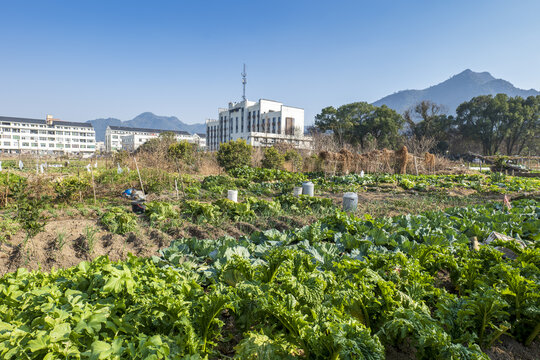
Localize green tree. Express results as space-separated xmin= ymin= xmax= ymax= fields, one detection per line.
xmin=355 ymin=105 xmax=404 ymax=149
xmin=261 ymin=147 xmax=285 ymax=169
xmin=217 ymin=139 xmax=252 ymax=171
xmin=503 ymin=95 xmax=540 ymax=154
xmin=404 ymin=100 xmax=454 ymax=153
xmin=315 ymin=102 xmax=404 ymax=149
xmin=456 ymin=94 xmax=510 ymax=155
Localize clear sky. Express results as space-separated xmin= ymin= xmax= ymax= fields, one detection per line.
xmin=1 ymin=0 xmax=539 ymax=125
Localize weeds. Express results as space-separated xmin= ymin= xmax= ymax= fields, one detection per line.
xmin=84 ymin=225 xmax=99 ymax=253
xmin=56 ymin=231 xmax=67 ymax=251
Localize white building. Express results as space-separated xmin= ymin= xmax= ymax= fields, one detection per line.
xmin=195 ymin=133 xmax=206 ymax=148
xmin=106 ymin=125 xmax=197 ymax=152
xmin=206 ymin=99 xmax=312 ymax=151
xmin=0 ymin=115 xmax=96 ymax=155
xmin=95 ymin=141 xmax=106 ymax=153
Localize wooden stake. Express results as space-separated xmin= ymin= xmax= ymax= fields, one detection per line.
xmin=90 ymin=165 xmax=97 ymax=205
xmin=174 ymin=178 xmax=179 ymax=199
xmin=5 ymin=170 xmax=9 ymax=206
xmin=77 ymin=170 xmax=82 ymax=202
xmin=414 ymin=156 xmax=418 ymax=176
xmin=133 ymin=156 xmax=145 ymax=194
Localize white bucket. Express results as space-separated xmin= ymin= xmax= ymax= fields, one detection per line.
xmin=302 ymin=181 xmax=314 ymax=197
xmin=342 ymin=192 xmax=358 ymax=212
xmin=227 ymin=190 xmax=238 ymax=202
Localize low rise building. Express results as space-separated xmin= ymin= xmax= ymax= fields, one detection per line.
xmin=0 ymin=115 xmax=96 ymax=155
xmin=194 ymin=133 xmax=206 ymax=148
xmin=106 ymin=125 xmax=198 ymax=152
xmin=206 ymin=98 xmax=312 ymax=151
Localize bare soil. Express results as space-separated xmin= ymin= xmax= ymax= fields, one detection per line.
xmin=0 ymin=217 xmax=173 ymax=275
xmin=485 ymin=336 xmax=540 ymax=360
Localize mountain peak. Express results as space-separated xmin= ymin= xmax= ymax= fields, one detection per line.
xmin=450 ymin=69 xmax=495 ymax=85
xmin=137 ymin=111 xmax=156 ymax=117
xmin=373 ymin=69 xmax=539 ymax=115
xmin=87 ymin=112 xmax=206 ymax=142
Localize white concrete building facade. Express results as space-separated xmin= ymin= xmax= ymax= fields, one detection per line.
xmin=106 ymin=126 xmax=198 ymax=152
xmin=206 ymin=99 xmax=312 ymax=151
xmin=195 ymin=133 xmax=206 ymax=148
xmin=0 ymin=115 xmax=96 ymax=155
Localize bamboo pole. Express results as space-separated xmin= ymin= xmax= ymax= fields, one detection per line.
xmin=5 ymin=170 xmax=9 ymax=206
xmin=90 ymin=165 xmax=97 ymax=206
xmin=414 ymin=156 xmax=419 ymax=176
xmin=133 ymin=156 xmax=145 ymax=195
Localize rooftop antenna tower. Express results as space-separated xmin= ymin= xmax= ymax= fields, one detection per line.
xmin=241 ymin=64 xmax=247 ymax=101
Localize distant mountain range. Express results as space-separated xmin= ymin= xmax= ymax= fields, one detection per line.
xmin=87 ymin=112 xmax=206 ymax=142
xmin=373 ymin=69 xmax=540 ymax=115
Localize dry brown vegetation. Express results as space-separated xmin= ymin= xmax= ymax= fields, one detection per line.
xmin=316 ymin=147 xmax=452 ymax=175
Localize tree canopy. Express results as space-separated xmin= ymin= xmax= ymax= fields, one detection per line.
xmin=456 ymin=94 xmax=539 ymax=155
xmin=314 ymin=102 xmax=404 ymax=149
xmin=316 ymin=95 xmax=539 ymax=156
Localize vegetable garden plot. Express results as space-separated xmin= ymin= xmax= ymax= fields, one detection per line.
xmin=1 ymin=200 xmax=539 ymax=359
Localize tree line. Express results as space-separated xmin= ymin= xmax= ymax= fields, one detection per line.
xmin=313 ymin=94 xmax=540 ymax=156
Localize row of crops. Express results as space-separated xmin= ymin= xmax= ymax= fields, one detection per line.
xmin=2 ymin=166 xmax=539 ymax=206
xmin=1 ymin=200 xmax=538 ymax=359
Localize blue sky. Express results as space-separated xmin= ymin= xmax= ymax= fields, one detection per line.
xmin=1 ymin=0 xmax=539 ymax=125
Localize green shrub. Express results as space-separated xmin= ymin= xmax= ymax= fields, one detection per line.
xmin=217 ymin=139 xmax=252 ymax=171
xmin=0 ymin=218 xmax=20 ymax=243
xmin=168 ymin=141 xmax=196 ymax=163
xmin=284 ymin=149 xmax=303 ymax=171
xmin=0 ymin=172 xmax=28 ymax=201
xmin=101 ymin=207 xmax=138 ymax=234
xmin=261 ymin=147 xmax=284 ymax=170
xmin=16 ymin=196 xmax=46 ymax=239
xmin=54 ymin=176 xmax=90 ymax=202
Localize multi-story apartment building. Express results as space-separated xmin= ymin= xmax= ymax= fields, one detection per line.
xmin=0 ymin=115 xmax=96 ymax=155
xmin=105 ymin=125 xmax=198 ymax=152
xmin=206 ymin=99 xmax=312 ymax=151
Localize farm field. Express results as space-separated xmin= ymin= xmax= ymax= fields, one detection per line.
xmin=0 ymin=161 xmax=539 ymax=359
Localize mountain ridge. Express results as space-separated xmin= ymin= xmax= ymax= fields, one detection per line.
xmin=372 ymin=69 xmax=540 ymax=114
xmin=87 ymin=113 xmax=206 ymax=142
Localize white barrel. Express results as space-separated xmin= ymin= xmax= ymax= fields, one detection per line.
xmin=302 ymin=181 xmax=314 ymax=197
xmin=342 ymin=192 xmax=358 ymax=212
xmin=293 ymin=186 xmax=303 ymax=196
xmin=227 ymin=190 xmax=238 ymax=202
